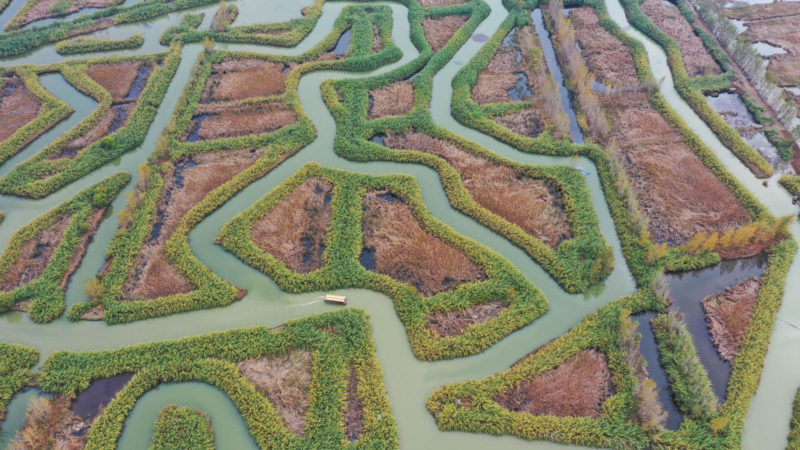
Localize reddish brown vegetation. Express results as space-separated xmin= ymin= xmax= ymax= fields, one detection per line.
xmin=202 ymin=58 xmax=290 ymax=102
xmin=726 ymin=2 xmax=800 ymax=21
xmin=1 ymin=215 xmax=71 ymax=292
xmin=369 ymin=81 xmax=413 ymax=119
xmin=344 ymin=365 xmax=364 ymax=442
xmin=427 ymin=300 xmax=506 ymax=336
xmin=237 ymin=349 xmax=312 ymax=436
xmin=11 ymin=396 xmax=87 ymax=450
xmin=361 ymin=190 xmax=485 ymax=296
xmin=53 ymin=103 xmax=134 ymax=159
xmin=641 ymin=0 xmax=721 ymax=76
xmin=87 ymin=61 xmax=152 ymax=102
xmin=702 ymin=277 xmax=761 ymax=362
xmin=17 ymin=0 xmax=117 ymax=28
xmin=384 ymin=132 xmax=572 ymax=248
xmin=372 ymin=24 xmax=383 ymax=53
xmin=124 ymin=148 xmax=265 ymax=301
xmin=65 ymin=19 xmax=113 ymax=38
xmin=251 ymin=178 xmax=332 ymax=273
xmin=422 ymin=15 xmax=468 ymax=52
xmin=571 ymin=7 xmax=750 ymax=245
xmin=0 ymin=75 xmax=41 ymax=142
xmin=189 ymin=102 xmax=297 ymax=141
xmin=729 ymin=5 xmax=800 ymax=87
xmin=493 ymin=350 xmax=613 ymax=418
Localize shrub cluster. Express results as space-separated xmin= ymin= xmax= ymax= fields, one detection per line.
xmin=0 ymin=343 xmax=39 ymax=419
xmin=38 ymin=309 xmax=398 ymax=449
xmin=55 ymin=34 xmax=144 ymax=55
xmin=149 ymin=405 xmax=215 ymax=449
xmin=220 ymin=163 xmax=549 ymax=360
xmin=0 ymin=173 xmax=129 ymax=322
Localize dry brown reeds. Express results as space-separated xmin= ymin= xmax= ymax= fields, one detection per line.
xmin=493 ymin=350 xmax=613 ymax=418
xmin=87 ymin=61 xmax=148 ymax=102
xmin=11 ymin=396 xmax=87 ymax=450
xmin=361 ymin=190 xmax=485 ymax=296
xmin=368 ymin=81 xmax=413 ymax=119
xmin=237 ymin=349 xmax=312 ymax=436
xmin=344 ymin=365 xmax=364 ymax=442
xmin=418 ymin=0 xmax=465 ymax=7
xmin=384 ymin=133 xmax=572 ymax=248
xmin=372 ymin=24 xmax=383 ymax=53
xmin=619 ymin=310 xmax=667 ymax=430
xmin=421 ymin=15 xmax=468 ymax=52
xmin=1 ymin=215 xmax=71 ymax=292
xmin=190 ymin=102 xmax=296 ymax=141
xmin=640 ymin=0 xmax=721 ymax=77
xmin=53 ymin=103 xmax=134 ymax=159
xmin=427 ymin=300 xmax=506 ymax=336
xmin=203 ymin=58 xmax=289 ymax=102
xmin=252 ymin=178 xmax=332 ymax=273
xmin=0 ymin=75 xmax=41 ymax=141
xmin=702 ymin=277 xmax=760 ymax=362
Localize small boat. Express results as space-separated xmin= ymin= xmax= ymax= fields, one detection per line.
xmin=324 ymin=294 xmax=348 ymax=305
xmin=575 ymin=166 xmax=591 ymax=176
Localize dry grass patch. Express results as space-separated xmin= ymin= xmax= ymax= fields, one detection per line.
xmin=741 ymin=14 xmax=800 ymax=55
xmin=188 ymin=102 xmax=296 ymax=141
xmin=252 ymin=178 xmax=332 ymax=273
xmin=16 ymin=0 xmax=117 ymax=28
xmin=427 ymin=300 xmax=506 ymax=336
xmin=766 ymin=55 xmax=800 ymax=87
xmin=369 ymin=81 xmax=413 ymax=119
xmin=87 ymin=61 xmax=150 ymax=102
xmin=726 ymin=2 xmax=800 ymax=21
xmin=494 ymin=109 xmax=545 ymax=138
xmin=570 ymin=7 xmax=639 ymax=87
xmin=52 ymin=103 xmax=134 ymax=159
xmin=203 ymin=58 xmax=289 ymax=102
xmin=124 ymin=149 xmax=264 ymax=301
xmin=1 ymin=215 xmax=70 ymax=292
xmin=422 ymin=15 xmax=468 ymax=52
xmin=702 ymin=277 xmax=760 ymax=362
xmin=372 ymin=24 xmax=383 ymax=53
xmin=11 ymin=396 xmax=87 ymax=450
xmin=641 ymin=0 xmax=721 ymax=76
xmin=361 ymin=190 xmax=485 ymax=296
xmin=0 ymin=75 xmax=41 ymax=142
xmin=493 ymin=350 xmax=613 ymax=418
xmin=605 ymin=90 xmax=750 ymax=245
xmin=344 ymin=365 xmax=364 ymax=443
xmin=237 ymin=349 xmax=312 ymax=437
xmin=418 ymin=0 xmax=465 ymax=7
xmin=384 ymin=132 xmax=571 ymax=248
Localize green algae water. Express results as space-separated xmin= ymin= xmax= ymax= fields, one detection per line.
xmin=0 ymin=0 xmax=797 ymax=447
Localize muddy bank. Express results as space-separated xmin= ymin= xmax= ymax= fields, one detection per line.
xmin=361 ymin=190 xmax=484 ymax=296
xmin=251 ymin=178 xmax=332 ymax=273
xmin=0 ymin=74 xmax=41 ymax=142
xmin=427 ymin=300 xmax=505 ymax=336
xmin=237 ymin=349 xmax=312 ymax=436
xmin=384 ymin=132 xmax=571 ymax=248
xmin=493 ymin=350 xmax=612 ymax=418
xmin=569 ymin=6 xmax=750 ymax=245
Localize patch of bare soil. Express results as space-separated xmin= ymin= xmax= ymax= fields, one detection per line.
xmin=372 ymin=24 xmax=383 ymax=53
xmin=493 ymin=350 xmax=613 ymax=418
xmin=570 ymin=7 xmax=639 ymax=87
xmin=427 ymin=300 xmax=506 ymax=336
xmin=188 ymin=102 xmax=296 ymax=141
xmin=237 ymin=349 xmax=312 ymax=436
xmin=0 ymin=75 xmax=41 ymax=142
xmin=11 ymin=396 xmax=87 ymax=450
xmin=418 ymin=0 xmax=465 ymax=7
xmin=361 ymin=190 xmax=485 ymax=296
xmin=422 ymin=15 xmax=468 ymax=52
xmin=571 ymin=7 xmax=750 ymax=245
xmin=203 ymin=58 xmax=290 ymax=102
xmin=384 ymin=132 xmax=572 ymax=248
xmin=369 ymin=81 xmax=413 ymax=119
xmin=702 ymin=277 xmax=760 ymax=363
xmin=87 ymin=61 xmax=151 ymax=102
xmin=123 ymin=148 xmax=265 ymax=301
xmin=1 ymin=215 xmax=71 ymax=292
xmin=19 ymin=0 xmax=117 ymax=28
xmin=344 ymin=365 xmax=364 ymax=442
xmin=251 ymin=178 xmax=332 ymax=273
xmin=641 ymin=0 xmax=721 ymax=76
